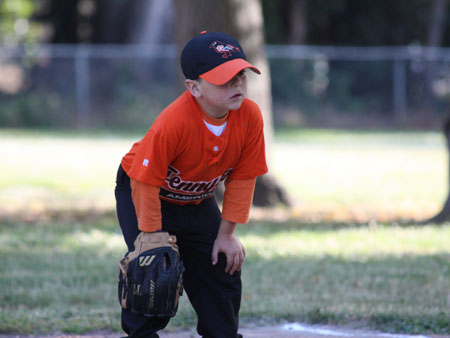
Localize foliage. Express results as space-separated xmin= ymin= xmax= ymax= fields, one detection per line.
xmin=0 ymin=0 xmax=40 ymax=44
xmin=270 ymin=59 xmax=394 ymax=127
xmin=304 ymin=0 xmax=431 ymax=46
xmin=2 ymin=1 xmax=450 ymax=129
xmin=262 ymin=0 xmax=435 ymax=46
xmin=0 ymin=78 xmax=175 ymax=129
xmin=0 ymin=92 xmax=72 ymax=128
xmin=0 ymin=0 xmax=447 ymax=46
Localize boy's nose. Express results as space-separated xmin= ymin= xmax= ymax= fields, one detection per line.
xmin=231 ymin=74 xmax=242 ymax=87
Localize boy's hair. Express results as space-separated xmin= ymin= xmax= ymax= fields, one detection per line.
xmin=180 ymin=31 xmax=260 ymax=86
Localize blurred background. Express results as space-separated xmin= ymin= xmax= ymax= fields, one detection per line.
xmin=1 ymin=0 xmax=450 ymax=129
xmin=2 ymin=0 xmax=450 ymax=223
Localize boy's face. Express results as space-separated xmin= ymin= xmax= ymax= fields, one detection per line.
xmin=186 ymin=70 xmax=248 ymax=118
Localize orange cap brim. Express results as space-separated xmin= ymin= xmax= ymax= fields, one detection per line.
xmin=199 ymin=59 xmax=261 ymax=85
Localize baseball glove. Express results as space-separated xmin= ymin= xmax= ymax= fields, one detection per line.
xmin=118 ymin=231 xmax=184 ymax=317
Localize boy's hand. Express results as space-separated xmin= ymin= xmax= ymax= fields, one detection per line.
xmin=211 ymin=220 xmax=245 ymax=275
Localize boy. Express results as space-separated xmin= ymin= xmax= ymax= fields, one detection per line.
xmin=115 ymin=31 xmax=268 ymax=338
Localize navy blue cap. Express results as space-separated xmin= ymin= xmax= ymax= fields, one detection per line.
xmin=180 ymin=31 xmax=261 ymax=85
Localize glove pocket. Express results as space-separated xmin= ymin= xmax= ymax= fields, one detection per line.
xmin=165 ymin=259 xmax=185 ymax=317
xmin=154 ymin=249 xmax=185 ymax=317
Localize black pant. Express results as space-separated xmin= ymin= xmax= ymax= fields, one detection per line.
xmin=115 ymin=165 xmax=242 ymax=338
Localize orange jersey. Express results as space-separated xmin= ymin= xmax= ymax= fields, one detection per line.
xmin=121 ymin=90 xmax=268 ymax=205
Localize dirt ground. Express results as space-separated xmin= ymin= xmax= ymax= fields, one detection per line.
xmin=1 ymin=323 xmax=449 ymax=338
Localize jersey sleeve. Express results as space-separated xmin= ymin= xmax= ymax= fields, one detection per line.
xmin=221 ymin=177 xmax=256 ymax=224
xmin=126 ymin=129 xmax=175 ymax=186
xmin=230 ymin=104 xmax=268 ymax=180
xmin=130 ymin=178 xmax=162 ymax=232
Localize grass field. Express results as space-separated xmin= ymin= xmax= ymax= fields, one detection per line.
xmin=271 ymin=129 xmax=447 ymax=222
xmin=0 ymin=128 xmax=446 ymax=222
xmin=0 ymin=128 xmax=449 ymax=335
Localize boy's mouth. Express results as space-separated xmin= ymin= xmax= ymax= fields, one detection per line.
xmin=230 ymin=93 xmax=242 ymax=99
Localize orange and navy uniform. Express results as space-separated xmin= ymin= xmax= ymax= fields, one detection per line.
xmin=120 ymin=90 xmax=268 ymax=232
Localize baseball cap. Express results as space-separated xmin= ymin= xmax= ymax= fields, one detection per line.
xmin=180 ymin=31 xmax=261 ymax=85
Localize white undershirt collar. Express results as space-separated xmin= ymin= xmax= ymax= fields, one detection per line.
xmin=203 ymin=120 xmax=227 ymax=136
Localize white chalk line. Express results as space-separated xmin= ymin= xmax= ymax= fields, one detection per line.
xmin=282 ymin=323 xmax=430 ymax=338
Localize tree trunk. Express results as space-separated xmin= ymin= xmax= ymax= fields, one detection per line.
xmin=421 ymin=0 xmax=448 ymax=113
xmin=423 ymin=115 xmax=450 ymax=224
xmin=420 ymin=0 xmax=449 ymax=223
xmin=174 ymin=0 xmax=291 ymax=207
xmin=287 ymin=0 xmax=307 ymax=45
xmin=427 ymin=0 xmax=447 ymax=47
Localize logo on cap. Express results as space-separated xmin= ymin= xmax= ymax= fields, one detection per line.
xmin=209 ymin=41 xmax=241 ymax=58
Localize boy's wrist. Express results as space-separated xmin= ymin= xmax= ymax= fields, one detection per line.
xmin=218 ymin=219 xmax=237 ymax=236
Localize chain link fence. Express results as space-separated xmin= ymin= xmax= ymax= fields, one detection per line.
xmin=1 ymin=44 xmax=450 ymax=129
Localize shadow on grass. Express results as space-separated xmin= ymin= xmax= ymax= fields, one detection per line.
xmin=0 ymin=213 xmax=449 ymax=335
xmin=240 ymin=218 xmax=450 ymax=235
xmin=0 ymin=207 xmax=118 ymax=226
xmin=1 ymin=204 xmax=447 ymax=230
xmin=241 ymin=252 xmax=450 ymax=334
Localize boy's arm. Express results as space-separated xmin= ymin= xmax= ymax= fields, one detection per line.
xmin=211 ymin=219 xmax=245 ymax=276
xmin=211 ymin=177 xmax=256 ymax=275
xmin=130 ymin=178 xmax=162 ymax=232
xmin=221 ymin=178 xmax=256 ymax=224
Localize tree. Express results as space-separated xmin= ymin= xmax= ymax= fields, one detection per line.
xmin=423 ymin=0 xmax=450 ymax=224
xmin=174 ymin=0 xmax=291 ymax=207
xmin=423 ymin=114 xmax=450 ymax=224
xmin=427 ymin=0 xmax=448 ymax=48
xmin=419 ymin=0 xmax=449 ymax=115
xmin=287 ymin=0 xmax=307 ymax=45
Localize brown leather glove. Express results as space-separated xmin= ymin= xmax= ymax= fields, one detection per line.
xmin=118 ymin=232 xmax=184 ymax=317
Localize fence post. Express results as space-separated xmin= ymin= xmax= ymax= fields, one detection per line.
xmin=393 ymin=59 xmax=407 ymax=123
xmin=75 ymin=45 xmax=90 ymax=128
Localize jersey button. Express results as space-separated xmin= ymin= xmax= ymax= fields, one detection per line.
xmin=213 ymin=145 xmax=219 ymax=152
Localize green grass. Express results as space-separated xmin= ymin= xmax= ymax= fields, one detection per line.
xmin=0 ymin=128 xmax=449 ymax=335
xmin=240 ymin=221 xmax=450 ymax=333
xmin=0 ymin=219 xmax=448 ymax=334
xmin=0 ymin=128 xmax=447 ymax=221
xmin=271 ymin=128 xmax=447 ymax=222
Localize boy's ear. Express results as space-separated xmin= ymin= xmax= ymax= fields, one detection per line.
xmin=185 ymin=79 xmax=202 ymax=97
